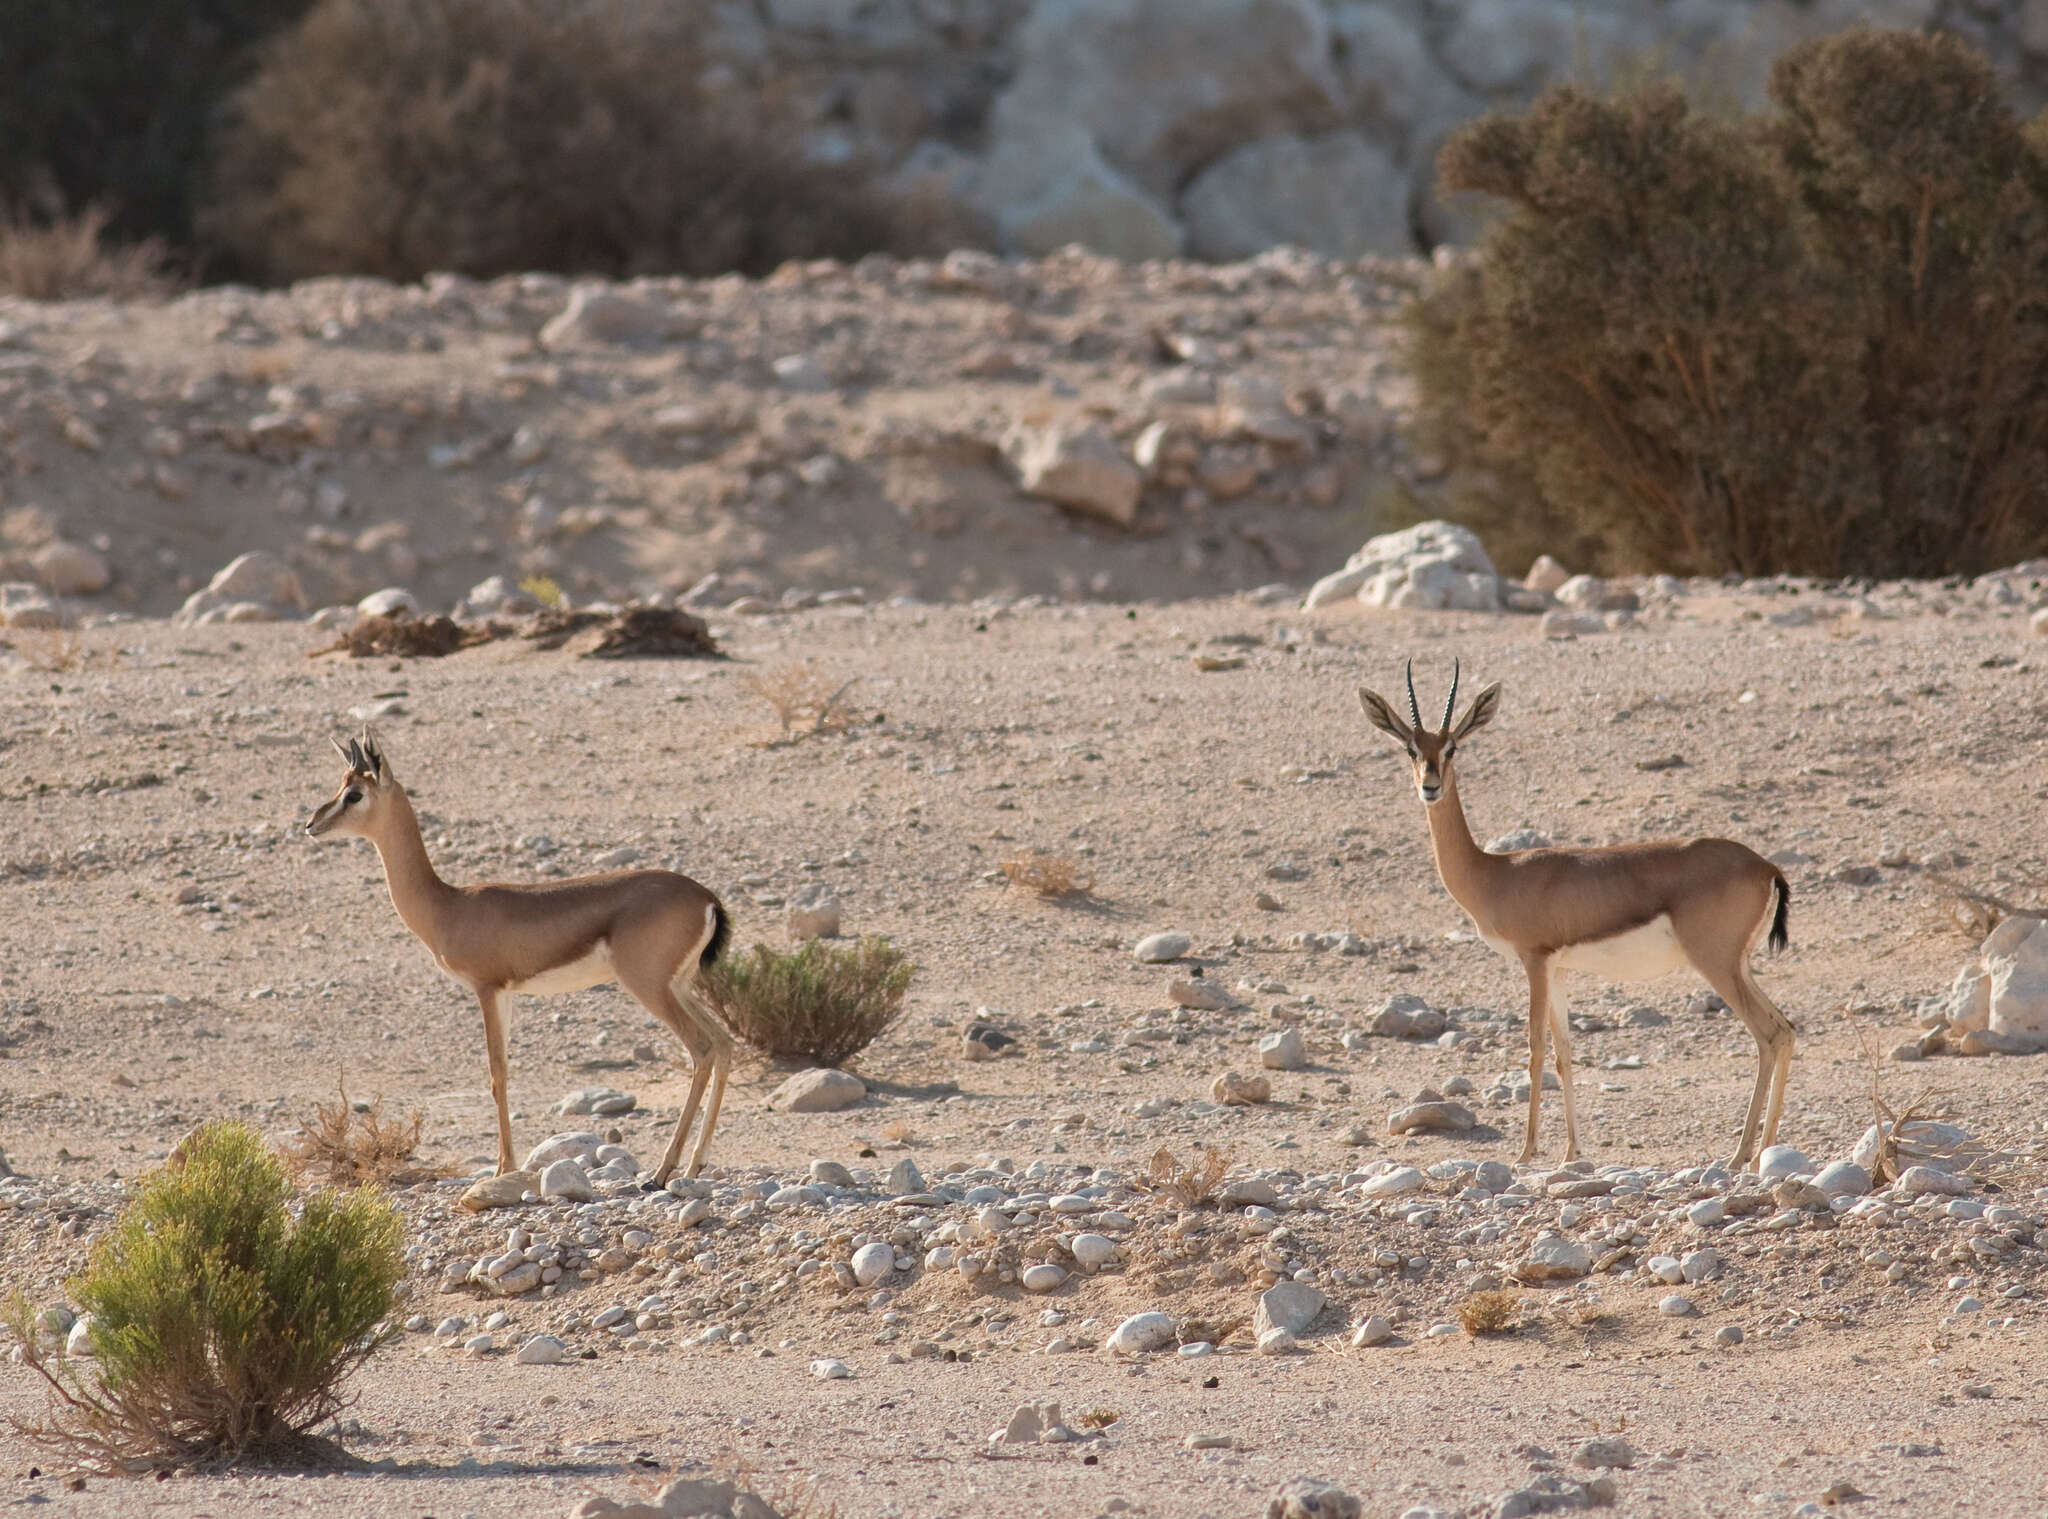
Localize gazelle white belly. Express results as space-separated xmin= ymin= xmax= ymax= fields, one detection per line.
xmin=1553 ymin=914 xmax=1687 ymax=981
xmin=508 ymin=941 xmax=616 ymax=996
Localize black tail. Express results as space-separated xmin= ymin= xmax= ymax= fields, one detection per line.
xmin=700 ymin=896 xmax=732 ymax=970
xmin=1768 ymin=874 xmax=1790 ymax=953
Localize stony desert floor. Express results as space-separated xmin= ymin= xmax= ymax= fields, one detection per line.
xmin=3 ymin=582 xmax=2048 ymax=1519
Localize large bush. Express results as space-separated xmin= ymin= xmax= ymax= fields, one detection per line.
xmin=0 ymin=1 xmax=313 ymax=252
xmin=1408 ymin=28 xmax=2048 ymax=579
xmin=205 ymin=0 xmax=962 ymax=283
xmin=16 ymin=1122 xmax=403 ymax=1469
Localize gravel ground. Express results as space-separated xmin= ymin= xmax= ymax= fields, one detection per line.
xmin=3 ymin=578 xmax=2047 ymax=1519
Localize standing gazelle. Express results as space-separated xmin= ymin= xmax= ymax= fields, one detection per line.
xmin=1358 ymin=663 xmax=1794 ymax=1170
xmin=306 ymin=733 xmax=733 ymax=1184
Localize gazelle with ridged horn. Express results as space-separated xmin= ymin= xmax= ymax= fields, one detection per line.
xmin=306 ymin=732 xmax=733 ymax=1184
xmin=1357 ymin=663 xmax=1794 ymax=1169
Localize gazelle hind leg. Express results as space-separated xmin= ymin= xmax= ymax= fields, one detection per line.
xmin=1548 ymin=968 xmax=1580 ymax=1162
xmin=1518 ymin=955 xmax=1553 ymax=1164
xmin=682 ymin=1008 xmax=733 ymax=1177
xmin=1745 ymin=968 xmax=1795 ymax=1155
xmin=1690 ymin=960 xmax=1790 ymax=1171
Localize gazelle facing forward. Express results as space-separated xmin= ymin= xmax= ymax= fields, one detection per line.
xmin=306 ymin=733 xmax=733 ymax=1184
xmin=1358 ymin=664 xmax=1793 ymax=1169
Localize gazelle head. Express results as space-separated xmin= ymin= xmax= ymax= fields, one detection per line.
xmin=1358 ymin=660 xmax=1502 ymax=806
xmin=306 ymin=730 xmax=397 ymax=840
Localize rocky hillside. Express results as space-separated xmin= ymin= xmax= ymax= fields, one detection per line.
xmin=0 ymin=250 xmax=1429 ymax=620
xmin=701 ymin=0 xmax=2048 ymax=260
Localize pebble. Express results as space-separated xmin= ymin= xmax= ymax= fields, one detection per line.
xmin=1518 ymin=1235 xmax=1591 ymax=1281
xmin=1255 ymin=1281 xmax=1327 ymax=1337
xmin=1355 ymin=1166 xmax=1425 ymax=1198
xmin=1268 ymin=1476 xmax=1361 ymax=1519
xmin=1170 ymin=977 xmax=1233 ymax=1011
xmin=771 ymin=1068 xmax=866 ymax=1113
xmin=1107 ymin=1311 xmax=1177 ymax=1355
xmin=887 ymin=1157 xmax=925 ymax=1195
xmin=808 ymin=1159 xmax=855 ymax=1187
xmin=1658 ymin=1295 xmax=1696 ymax=1317
xmin=1813 ymin=1159 xmax=1870 ymax=1197
xmin=1754 ymin=1145 xmax=1810 ymax=1183
xmin=810 ymin=1358 xmax=854 ymax=1379
xmin=540 ymin=1158 xmax=598 ymax=1202
xmin=1257 ymin=1327 xmax=1298 ymax=1355
xmin=1212 ymin=1071 xmax=1273 ymax=1105
xmin=1645 ymin=1255 xmax=1684 ymax=1285
xmin=1571 ymin=1436 xmax=1638 ymax=1470
xmin=1715 ymin=1325 xmax=1744 ymax=1346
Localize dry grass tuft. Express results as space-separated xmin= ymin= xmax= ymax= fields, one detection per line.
xmin=1073 ymin=1407 xmax=1121 ymax=1429
xmin=521 ymin=607 xmax=720 ymax=659
xmin=1458 ymin=1289 xmax=1524 ymax=1336
xmin=1141 ymin=1147 xmax=1230 ymax=1210
xmin=743 ymin=665 xmax=861 ymax=742
xmin=0 ymin=204 xmax=175 ymax=301
xmin=7 ymin=628 xmax=87 ymax=672
xmin=881 ymin=1119 xmax=919 ymax=1146
xmin=286 ymin=1086 xmax=443 ymax=1188
xmin=1926 ymin=870 xmax=2047 ymax=939
xmin=999 ymin=851 xmax=1095 ymax=898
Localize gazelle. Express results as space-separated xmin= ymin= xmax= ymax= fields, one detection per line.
xmin=1357 ymin=663 xmax=1794 ymax=1170
xmin=305 ymin=733 xmax=733 ymax=1184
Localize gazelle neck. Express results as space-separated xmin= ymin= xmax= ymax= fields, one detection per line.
xmin=366 ymin=785 xmax=453 ymax=943
xmin=1423 ymin=763 xmax=1501 ymax=924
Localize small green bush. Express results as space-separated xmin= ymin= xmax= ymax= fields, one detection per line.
xmin=14 ymin=1122 xmax=403 ymax=1470
xmin=204 ymin=0 xmax=964 ymax=283
xmin=701 ymin=936 xmax=916 ymax=1066
xmin=1408 ymin=28 xmax=2048 ymax=580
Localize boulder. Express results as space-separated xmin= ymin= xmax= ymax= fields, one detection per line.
xmin=784 ymin=883 xmax=843 ymax=940
xmin=1515 ymin=1234 xmax=1590 ymax=1282
xmin=1266 ymin=1476 xmax=1361 ymax=1519
xmin=1106 ymin=1310 xmax=1177 ymax=1355
xmin=1303 ymin=520 xmax=1500 ymax=611
xmin=460 ymin=1171 xmax=537 ymax=1211
xmin=771 ymin=1068 xmax=866 ymax=1113
xmin=1182 ymin=131 xmax=1410 ymax=261
xmin=31 ymin=540 xmax=109 ymax=595
xmin=1327 ymin=2 xmax=1471 ymax=150
xmin=1388 ymin=1098 xmax=1476 ymax=1134
xmin=1254 ymin=1280 xmax=1326 ymax=1337
xmin=539 ymin=287 xmax=676 ymax=348
xmin=1259 ymin=1027 xmax=1306 ymax=1071
xmin=1523 ymin=554 xmax=1571 ymax=594
xmin=1133 ymin=931 xmax=1192 ymax=963
xmin=1985 ymin=916 xmax=2048 ymax=1043
xmin=0 ymin=583 xmax=65 ymax=629
xmin=1438 ymin=0 xmax=1637 ymax=95
xmin=1004 ymin=418 xmax=1143 ymax=527
xmin=175 ymin=551 xmax=304 ymax=625
xmin=1211 ymin=1071 xmax=1272 ymax=1106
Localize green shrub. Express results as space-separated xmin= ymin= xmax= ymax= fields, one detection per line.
xmin=13 ymin=1122 xmax=403 ymax=1470
xmin=701 ymin=937 xmax=916 ymax=1066
xmin=204 ymin=0 xmax=965 ymax=283
xmin=0 ymin=1 xmax=314 ymax=254
xmin=1408 ymin=28 xmax=2048 ymax=580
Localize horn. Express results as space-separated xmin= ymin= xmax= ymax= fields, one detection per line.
xmin=330 ymin=736 xmax=352 ymax=763
xmin=1442 ymin=659 xmax=1460 ymax=734
xmin=1404 ymin=660 xmax=1422 ymax=733
xmin=346 ymin=738 xmax=366 ymax=771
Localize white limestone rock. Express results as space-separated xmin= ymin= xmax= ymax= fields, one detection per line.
xmin=1303 ymin=520 xmax=1500 ymax=612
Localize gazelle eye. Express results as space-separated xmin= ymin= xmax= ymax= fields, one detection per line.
xmin=344 ymin=789 xmax=362 ymax=804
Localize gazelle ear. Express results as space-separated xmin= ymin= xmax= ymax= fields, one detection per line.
xmin=1453 ymin=682 xmax=1503 ymax=740
xmin=1358 ymin=687 xmax=1415 ymax=747
xmin=331 ymin=735 xmax=354 ymax=764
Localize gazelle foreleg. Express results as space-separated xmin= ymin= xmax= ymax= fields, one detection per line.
xmin=1518 ymin=954 xmax=1553 ymax=1164
xmin=1547 ymin=966 xmax=1581 ymax=1162
xmin=475 ymin=986 xmax=517 ymax=1174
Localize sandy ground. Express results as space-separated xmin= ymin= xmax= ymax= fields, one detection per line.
xmin=3 ymin=585 xmax=2047 ymax=1518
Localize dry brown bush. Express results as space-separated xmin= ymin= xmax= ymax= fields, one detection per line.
xmin=1457 ymin=1289 xmax=1524 ymax=1336
xmin=309 ymin=613 xmax=488 ymax=660
xmin=999 ymin=851 xmax=1095 ymax=898
xmin=0 ymin=204 xmax=174 ymax=301
xmin=206 ymin=0 xmax=973 ymax=282
xmin=1141 ymin=1147 xmax=1229 ymax=1210
xmin=743 ymin=666 xmax=861 ymax=741
xmin=285 ymin=1086 xmax=443 ymax=1188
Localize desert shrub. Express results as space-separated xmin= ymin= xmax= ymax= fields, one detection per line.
xmin=700 ymin=936 xmax=915 ymax=1066
xmin=205 ymin=0 xmax=965 ymax=283
xmin=1140 ymin=1147 xmax=1229 ymax=1209
xmin=743 ymin=665 xmax=862 ymax=741
xmin=1457 ymin=1289 xmax=1524 ymax=1336
xmin=998 ymin=851 xmax=1095 ymax=898
xmin=0 ymin=203 xmax=177 ymax=300
xmin=1408 ymin=29 xmax=2048 ymax=580
xmin=13 ymin=1122 xmax=402 ymax=1470
xmin=286 ymin=1086 xmax=443 ymax=1188
xmin=0 ymin=1 xmax=313 ymax=255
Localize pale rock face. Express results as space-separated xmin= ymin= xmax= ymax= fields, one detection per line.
xmin=1303 ymin=519 xmax=1500 ymax=611
xmin=992 ymin=0 xmax=1343 ymax=203
xmin=1182 ymin=130 xmax=1410 ymax=261
xmin=977 ymin=125 xmax=1185 ymax=261
xmin=1328 ymin=2 xmax=1472 ymax=150
xmin=1984 ymin=915 xmax=2048 ymax=1041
